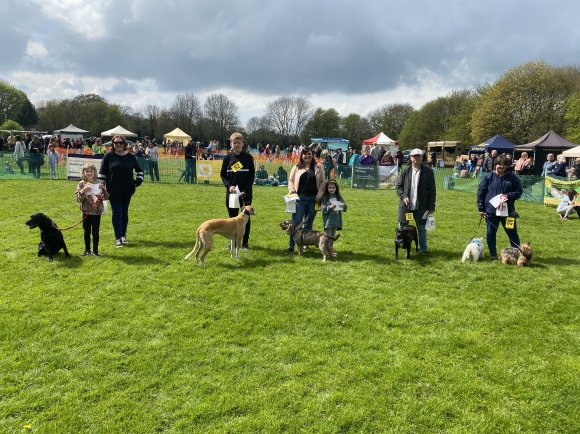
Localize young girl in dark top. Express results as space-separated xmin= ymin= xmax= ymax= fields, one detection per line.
xmin=76 ymin=163 xmax=109 ymax=256
xmin=321 ymin=179 xmax=347 ymax=257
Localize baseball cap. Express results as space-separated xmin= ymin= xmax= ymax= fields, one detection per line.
xmin=410 ymin=148 xmax=423 ymax=156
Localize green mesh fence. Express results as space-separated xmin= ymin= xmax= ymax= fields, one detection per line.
xmin=444 ymin=174 xmax=545 ymax=203
xmin=0 ymin=152 xmax=545 ymax=204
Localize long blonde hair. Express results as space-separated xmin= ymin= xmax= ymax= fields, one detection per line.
xmin=81 ymin=163 xmax=97 ymax=182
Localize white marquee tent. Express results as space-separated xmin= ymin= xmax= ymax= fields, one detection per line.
xmin=57 ymin=124 xmax=89 ymax=134
xmin=562 ymin=145 xmax=580 ymax=158
xmin=163 ymin=127 xmax=191 ymax=145
xmin=100 ymin=125 xmax=137 ymax=137
xmin=56 ymin=123 xmax=89 ymax=140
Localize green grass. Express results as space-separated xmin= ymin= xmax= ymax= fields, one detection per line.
xmin=0 ymin=180 xmax=578 ymax=433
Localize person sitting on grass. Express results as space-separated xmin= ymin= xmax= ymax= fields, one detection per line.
xmin=557 ymin=190 xmax=578 ymax=220
xmin=255 ymin=165 xmax=269 ymax=185
xmin=276 ymin=166 xmax=288 ymax=185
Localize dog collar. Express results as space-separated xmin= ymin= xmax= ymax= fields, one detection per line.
xmin=242 ymin=207 xmax=250 ymax=215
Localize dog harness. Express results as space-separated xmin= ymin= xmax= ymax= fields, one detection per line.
xmin=470 ymin=239 xmax=483 ymax=248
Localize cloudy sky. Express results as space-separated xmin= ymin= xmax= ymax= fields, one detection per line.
xmin=1 ymin=0 xmax=579 ymax=124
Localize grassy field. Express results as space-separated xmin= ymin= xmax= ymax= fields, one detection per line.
xmin=0 ymin=179 xmax=578 ymax=433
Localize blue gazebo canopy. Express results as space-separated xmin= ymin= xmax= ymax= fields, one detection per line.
xmin=469 ymin=134 xmax=515 ymax=153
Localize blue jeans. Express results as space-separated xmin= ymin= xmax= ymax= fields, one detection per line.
xmin=486 ymin=215 xmax=520 ymax=258
xmin=148 ymin=160 xmax=159 ymax=181
xmin=184 ymin=159 xmax=196 ymax=183
xmin=289 ymin=195 xmax=316 ymax=249
xmin=401 ymin=210 xmax=428 ymax=252
xmin=109 ymin=197 xmax=132 ymax=239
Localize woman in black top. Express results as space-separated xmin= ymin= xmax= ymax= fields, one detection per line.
xmin=98 ymin=135 xmax=143 ymax=248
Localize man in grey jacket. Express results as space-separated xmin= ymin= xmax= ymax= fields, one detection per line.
xmin=396 ymin=149 xmax=436 ymax=253
xmin=483 ymin=149 xmax=497 ymax=173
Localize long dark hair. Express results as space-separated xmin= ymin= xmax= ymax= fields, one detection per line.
xmin=322 ymin=179 xmax=343 ymax=202
xmin=297 ymin=148 xmax=316 ymax=170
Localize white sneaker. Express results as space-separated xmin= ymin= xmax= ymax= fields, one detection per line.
xmin=121 ymin=236 xmax=128 ymax=245
xmin=115 ymin=239 xmax=123 ymax=248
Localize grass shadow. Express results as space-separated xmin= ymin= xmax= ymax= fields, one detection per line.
xmin=129 ymin=240 xmax=194 ymax=249
xmin=50 ymin=254 xmax=84 ymax=268
xmin=113 ymin=254 xmax=170 ymax=265
xmin=532 ymin=256 xmax=580 ymax=266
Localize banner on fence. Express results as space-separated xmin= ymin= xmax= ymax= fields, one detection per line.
xmin=352 ymin=165 xmax=399 ymax=189
xmin=196 ymin=160 xmax=222 ymax=183
xmin=67 ymin=154 xmax=104 ymax=180
xmin=544 ymin=176 xmax=580 ymax=206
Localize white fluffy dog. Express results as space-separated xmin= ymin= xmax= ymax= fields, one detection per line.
xmin=461 ymin=237 xmax=484 ymax=262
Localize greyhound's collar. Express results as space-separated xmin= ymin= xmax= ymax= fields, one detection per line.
xmin=241 ymin=207 xmax=251 ymax=216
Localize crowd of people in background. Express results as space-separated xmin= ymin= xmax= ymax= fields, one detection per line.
xmin=2 ymin=131 xmax=580 ymax=184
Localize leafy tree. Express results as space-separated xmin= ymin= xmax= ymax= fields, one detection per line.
xmin=245 ymin=116 xmax=277 ymax=147
xmin=101 ymin=105 xmax=126 ymax=134
xmin=399 ymin=90 xmax=479 ymax=148
xmin=203 ymin=93 xmax=240 ymax=142
xmin=441 ymin=90 xmax=479 ymax=144
xmin=37 ymin=94 xmax=124 ymax=136
xmin=0 ymin=119 xmax=24 ymax=132
xmin=367 ymin=103 xmax=415 ymax=139
xmin=301 ymin=108 xmax=341 ymax=143
xmin=144 ymin=105 xmax=161 ymax=139
xmin=399 ymin=98 xmax=448 ymax=148
xmin=266 ymin=96 xmax=312 ymax=146
xmin=470 ymin=61 xmax=574 ymax=144
xmin=339 ymin=113 xmax=373 ymax=151
xmin=167 ymin=92 xmax=203 ymax=139
xmin=0 ymin=80 xmax=38 ymax=127
xmin=564 ymin=93 xmax=580 ymax=143
xmin=36 ymin=100 xmax=66 ymax=133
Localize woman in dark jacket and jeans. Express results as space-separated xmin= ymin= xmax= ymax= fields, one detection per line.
xmin=98 ymin=135 xmax=144 ymax=248
xmin=477 ymin=155 xmax=522 ymax=259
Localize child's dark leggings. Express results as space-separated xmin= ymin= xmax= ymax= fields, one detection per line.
xmin=83 ymin=214 xmax=101 ymax=253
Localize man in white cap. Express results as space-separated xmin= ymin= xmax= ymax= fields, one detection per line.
xmin=396 ymin=148 xmax=436 ymax=253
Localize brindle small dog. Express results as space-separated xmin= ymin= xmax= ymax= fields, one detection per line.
xmin=280 ymin=219 xmax=339 ymax=261
xmin=499 ymin=242 xmax=533 ymax=266
xmin=395 ymin=225 xmax=418 ymax=259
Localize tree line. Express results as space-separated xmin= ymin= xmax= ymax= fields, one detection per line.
xmin=2 ymin=61 xmax=580 ymax=149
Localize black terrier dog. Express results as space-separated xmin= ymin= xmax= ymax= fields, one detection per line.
xmin=395 ymin=225 xmax=418 ymax=259
xmin=25 ymin=213 xmax=71 ymax=261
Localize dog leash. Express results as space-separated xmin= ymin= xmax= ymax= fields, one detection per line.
xmin=59 ymin=198 xmax=103 ymax=232
xmin=481 ymin=214 xmax=524 ymax=252
xmin=467 ymin=215 xmax=484 ymax=243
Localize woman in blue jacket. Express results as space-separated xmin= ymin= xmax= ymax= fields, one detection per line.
xmin=477 ymin=155 xmax=522 ymax=259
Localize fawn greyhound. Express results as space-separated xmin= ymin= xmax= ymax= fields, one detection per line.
xmin=185 ymin=205 xmax=256 ymax=266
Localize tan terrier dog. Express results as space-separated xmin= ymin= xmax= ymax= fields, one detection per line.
xmin=499 ymin=242 xmax=533 ymax=266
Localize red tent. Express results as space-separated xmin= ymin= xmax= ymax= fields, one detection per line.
xmin=362 ymin=132 xmax=396 ymax=145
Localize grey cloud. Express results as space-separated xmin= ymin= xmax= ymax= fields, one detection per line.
xmin=2 ymin=0 xmax=580 ymax=99
xmin=109 ymin=79 xmax=139 ymax=94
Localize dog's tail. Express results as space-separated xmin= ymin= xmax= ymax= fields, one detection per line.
xmin=461 ymin=248 xmax=470 ymax=263
xmin=185 ymin=228 xmax=202 ymax=261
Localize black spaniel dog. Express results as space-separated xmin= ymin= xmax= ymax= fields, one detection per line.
xmin=25 ymin=213 xmax=71 ymax=261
